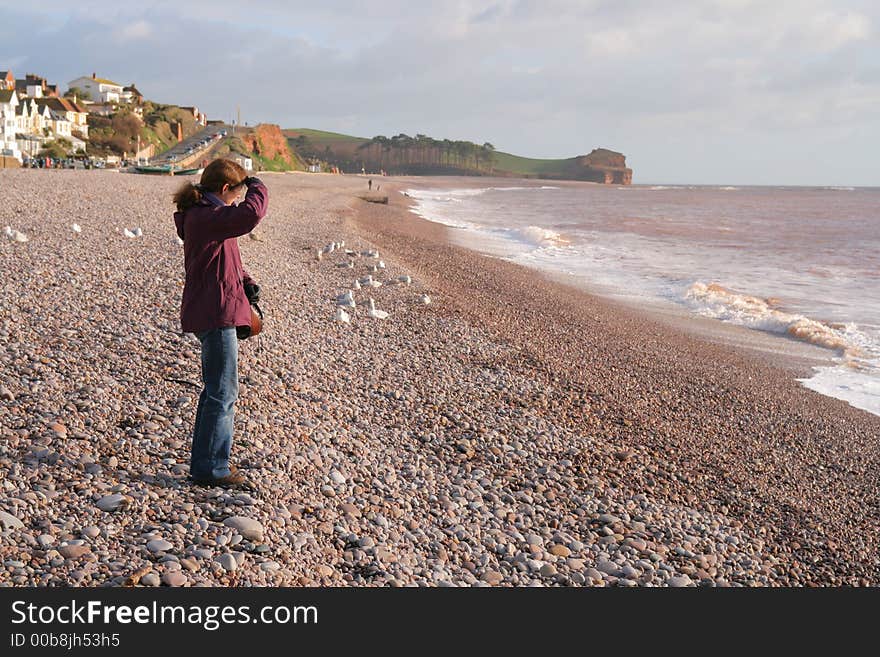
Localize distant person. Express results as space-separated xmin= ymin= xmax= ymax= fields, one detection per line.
xmin=368 ymin=179 xmax=372 ymax=191
xmin=172 ymin=159 xmax=268 ymax=489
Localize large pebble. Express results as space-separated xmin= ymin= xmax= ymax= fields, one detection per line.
xmin=96 ymin=494 xmax=130 ymax=512
xmin=223 ymin=516 xmax=264 ymax=542
xmin=218 ymin=553 xmax=237 ymax=571
xmin=0 ymin=511 xmax=24 ymax=530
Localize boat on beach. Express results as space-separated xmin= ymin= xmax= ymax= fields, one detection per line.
xmin=132 ymin=165 xmax=204 ymax=176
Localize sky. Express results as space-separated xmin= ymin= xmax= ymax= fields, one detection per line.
xmin=1 ymin=0 xmax=878 ymax=185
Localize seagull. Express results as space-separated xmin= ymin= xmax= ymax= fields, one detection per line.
xmin=334 ymin=308 xmax=350 ymax=323
xmin=378 ymin=260 xmax=386 ymax=269
xmin=398 ymin=275 xmax=412 ymax=285
xmin=176 ymin=236 xmax=184 ymax=246
xmin=345 ymin=249 xmax=358 ymax=257
xmin=72 ymin=223 xmax=82 ymax=233
xmin=133 ymin=227 xmax=143 ymax=237
xmin=353 ymin=280 xmax=361 ymax=290
xmin=322 ymin=243 xmax=336 ymax=254
xmin=315 ymin=248 xmax=323 ymax=261
xmin=368 ymin=265 xmax=378 ymax=273
xmin=336 ymin=260 xmax=354 ymax=269
xmin=358 ymin=275 xmax=382 ymax=288
xmin=123 ymin=228 xmax=136 ymax=238
xmin=4 ymin=226 xmax=28 ymax=242
xmin=420 ymin=294 xmax=432 ymax=305
xmin=336 ymin=290 xmax=356 ymax=308
xmin=367 ymin=298 xmax=389 ymax=319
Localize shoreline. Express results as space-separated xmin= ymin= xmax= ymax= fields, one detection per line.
xmin=349 ymin=174 xmax=880 ymax=584
xmin=1 ymin=169 xmax=878 ymax=587
xmin=389 ymin=176 xmax=843 ymax=381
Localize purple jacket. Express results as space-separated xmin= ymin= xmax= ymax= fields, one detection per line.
xmin=173 ymin=181 xmax=268 ymax=334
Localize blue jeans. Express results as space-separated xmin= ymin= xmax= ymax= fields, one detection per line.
xmin=191 ymin=327 xmax=239 ymax=480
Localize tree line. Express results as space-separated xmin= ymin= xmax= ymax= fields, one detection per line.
xmin=292 ymin=133 xmax=497 ymax=174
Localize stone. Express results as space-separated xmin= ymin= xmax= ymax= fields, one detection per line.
xmin=59 ymin=545 xmax=90 ymax=559
xmin=141 ymin=573 xmax=160 ymax=587
xmin=179 ymin=558 xmax=199 ymax=572
xmin=223 ymin=516 xmax=264 ymax=542
xmin=482 ymin=570 xmax=504 ymax=585
xmin=0 ymin=386 xmax=14 ymax=401
xmin=329 ymin=471 xmax=346 ymax=485
xmin=162 ymin=571 xmax=187 ymax=587
xmin=82 ymin=526 xmax=100 ymax=539
xmin=96 ymin=494 xmax=130 ymax=512
xmin=566 ymin=558 xmax=586 ymax=571
xmin=217 ymin=553 xmax=237 ymax=571
xmin=260 ymin=561 xmax=281 ymax=572
xmin=0 ymin=510 xmax=24 ymax=530
xmin=539 ymin=564 xmax=558 ymax=577
xmin=317 ymin=565 xmax=334 ymax=577
xmin=37 ymin=534 xmax=55 ymax=548
xmin=668 ymin=575 xmax=693 ymax=588
xmin=340 ymin=504 xmax=361 ymax=518
xmin=596 ymin=560 xmax=620 ymax=576
xmin=549 ymin=544 xmax=571 ymax=558
xmin=147 ymin=539 xmax=173 ymax=553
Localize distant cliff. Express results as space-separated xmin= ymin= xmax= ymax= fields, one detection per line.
xmin=221 ymin=124 xmax=304 ymax=171
xmin=565 ymin=149 xmax=633 ymax=184
xmin=285 ymin=129 xmax=633 ymax=184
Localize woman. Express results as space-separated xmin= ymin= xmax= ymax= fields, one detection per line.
xmin=173 ymin=159 xmax=268 ymax=488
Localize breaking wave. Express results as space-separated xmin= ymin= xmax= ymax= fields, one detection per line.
xmin=684 ymin=282 xmax=864 ymax=356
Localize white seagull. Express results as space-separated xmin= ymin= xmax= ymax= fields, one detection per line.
xmin=4 ymin=226 xmax=28 ymax=242
xmin=367 ymin=298 xmax=389 ymax=319
xmin=334 ymin=308 xmax=351 ymax=323
xmin=336 ymin=290 xmax=356 ymax=308
xmin=353 ymin=280 xmax=361 ymax=290
xmin=398 ymin=275 xmax=412 ymax=285
xmin=72 ymin=223 xmax=82 ymax=233
xmin=420 ymin=294 xmax=432 ymax=305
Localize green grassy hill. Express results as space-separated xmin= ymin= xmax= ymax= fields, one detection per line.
xmin=284 ymin=128 xmax=631 ymax=182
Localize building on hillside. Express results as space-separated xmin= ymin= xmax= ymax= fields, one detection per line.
xmin=47 ymin=109 xmax=72 ymax=138
xmin=0 ymin=89 xmax=23 ymax=160
xmin=15 ymin=98 xmax=50 ymax=136
xmin=227 ymin=152 xmax=253 ymax=171
xmin=15 ymin=73 xmax=57 ymax=99
xmin=0 ymin=71 xmax=14 ymax=91
xmin=35 ymin=97 xmax=90 ymax=139
xmin=122 ymin=84 xmax=144 ymax=105
xmin=179 ymin=106 xmax=207 ymax=126
xmin=68 ymin=73 xmax=125 ymax=103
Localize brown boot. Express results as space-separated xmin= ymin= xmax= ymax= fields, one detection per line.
xmin=192 ymin=469 xmax=253 ymax=490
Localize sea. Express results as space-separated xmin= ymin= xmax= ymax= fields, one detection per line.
xmin=403 ymin=183 xmax=880 ymax=417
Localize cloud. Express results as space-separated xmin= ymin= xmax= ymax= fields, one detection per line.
xmin=117 ymin=20 xmax=153 ymax=42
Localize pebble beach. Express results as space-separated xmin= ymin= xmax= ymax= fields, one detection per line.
xmin=1 ymin=169 xmax=878 ymax=587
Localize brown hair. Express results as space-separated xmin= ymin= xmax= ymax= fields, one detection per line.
xmin=172 ymin=158 xmax=248 ymax=212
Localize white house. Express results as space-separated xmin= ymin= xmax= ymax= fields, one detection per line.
xmin=48 ymin=110 xmax=72 ymax=138
xmin=0 ymin=89 xmax=22 ymax=160
xmin=68 ymin=73 xmax=124 ymax=104
xmin=35 ymin=97 xmax=89 ymax=139
xmin=228 ymin=152 xmax=253 ymax=171
xmin=15 ymin=98 xmax=50 ymax=136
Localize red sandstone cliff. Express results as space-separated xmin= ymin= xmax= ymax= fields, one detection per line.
xmin=571 ymin=148 xmax=632 ymax=184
